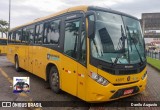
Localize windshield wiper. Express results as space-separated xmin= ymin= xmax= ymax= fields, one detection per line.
xmin=126 ymin=26 xmax=143 ymax=64
xmin=113 ymin=25 xmax=127 ymax=65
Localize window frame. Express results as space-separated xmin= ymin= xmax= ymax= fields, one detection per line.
xmin=26 ymin=25 xmax=35 ymax=45
xmin=78 ymin=20 xmax=87 ymax=66
xmin=63 ymin=18 xmax=82 ymax=60
xmin=35 ymin=23 xmax=44 ymax=45
xmin=22 ymin=27 xmax=28 ymax=44
xmin=43 ymin=19 xmax=61 ymax=45
xmin=15 ymin=29 xmax=22 ymax=44
xmin=63 ymin=15 xmax=87 ymax=66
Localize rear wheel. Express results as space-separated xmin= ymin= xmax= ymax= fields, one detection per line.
xmin=15 ymin=56 xmax=21 ymax=72
xmin=49 ymin=66 xmax=61 ymax=93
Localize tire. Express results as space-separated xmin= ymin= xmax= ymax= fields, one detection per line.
xmin=49 ymin=66 xmax=61 ymax=93
xmin=15 ymin=56 xmax=21 ymax=72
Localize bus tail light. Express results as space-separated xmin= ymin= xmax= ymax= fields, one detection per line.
xmin=141 ymin=71 xmax=147 ymax=80
xmin=89 ymin=72 xmax=109 ymax=86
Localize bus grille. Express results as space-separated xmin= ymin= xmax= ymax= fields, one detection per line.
xmin=110 ymin=86 xmax=139 ymax=99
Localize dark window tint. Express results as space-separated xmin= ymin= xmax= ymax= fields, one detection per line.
xmin=8 ymin=32 xmax=13 ymax=43
xmin=44 ymin=20 xmax=60 ymax=44
xmin=64 ymin=20 xmax=80 ymax=59
xmin=35 ymin=23 xmax=43 ymax=44
xmin=27 ymin=27 xmax=34 ymax=44
xmin=22 ymin=28 xmax=27 ymax=43
xmin=11 ymin=32 xmax=15 ymax=43
xmin=15 ymin=30 xmax=22 ymax=43
xmin=0 ymin=39 xmax=7 ymax=45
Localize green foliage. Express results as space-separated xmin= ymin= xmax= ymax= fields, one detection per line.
xmin=0 ymin=19 xmax=9 ymax=38
xmin=147 ymin=57 xmax=160 ymax=70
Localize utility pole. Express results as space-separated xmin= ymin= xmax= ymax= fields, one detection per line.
xmin=9 ymin=0 xmax=11 ymax=30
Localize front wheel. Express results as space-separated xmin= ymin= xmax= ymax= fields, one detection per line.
xmin=49 ymin=66 xmax=61 ymax=93
xmin=15 ymin=56 xmax=21 ymax=72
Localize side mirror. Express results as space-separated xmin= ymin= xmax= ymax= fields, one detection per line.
xmin=85 ymin=11 xmax=96 ymax=39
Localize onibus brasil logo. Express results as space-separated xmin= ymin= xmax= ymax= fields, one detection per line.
xmin=13 ymin=77 xmax=30 ymax=93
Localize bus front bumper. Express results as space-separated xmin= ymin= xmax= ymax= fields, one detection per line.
xmin=85 ymin=76 xmax=147 ymax=102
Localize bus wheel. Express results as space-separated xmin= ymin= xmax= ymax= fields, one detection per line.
xmin=15 ymin=56 xmax=21 ymax=72
xmin=49 ymin=66 xmax=61 ymax=93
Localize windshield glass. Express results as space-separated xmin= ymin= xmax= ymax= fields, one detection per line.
xmin=0 ymin=39 xmax=7 ymax=45
xmin=90 ymin=11 xmax=145 ymax=64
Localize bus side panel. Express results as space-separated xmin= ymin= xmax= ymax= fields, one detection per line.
xmin=7 ymin=45 xmax=15 ymax=64
xmin=17 ymin=45 xmax=27 ymax=69
xmin=77 ymin=63 xmax=87 ymax=100
xmin=32 ymin=46 xmax=61 ymax=80
xmin=27 ymin=46 xmax=33 ymax=73
xmin=32 ymin=46 xmax=46 ymax=79
xmin=4 ymin=45 xmax=7 ymax=54
xmin=0 ymin=46 xmax=2 ymax=54
xmin=0 ymin=45 xmax=7 ymax=54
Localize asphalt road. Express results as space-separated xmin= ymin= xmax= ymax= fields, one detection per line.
xmin=0 ymin=55 xmax=160 ymax=110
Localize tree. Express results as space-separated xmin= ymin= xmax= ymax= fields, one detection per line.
xmin=0 ymin=20 xmax=9 ymax=38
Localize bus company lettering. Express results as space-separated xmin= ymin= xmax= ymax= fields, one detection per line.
xmin=47 ymin=54 xmax=59 ymax=61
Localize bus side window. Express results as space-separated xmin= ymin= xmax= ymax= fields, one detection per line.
xmin=44 ymin=20 xmax=60 ymax=44
xmin=26 ymin=26 xmax=34 ymax=45
xmin=8 ymin=32 xmax=12 ymax=43
xmin=12 ymin=31 xmax=16 ymax=43
xmin=22 ymin=28 xmax=27 ymax=44
xmin=28 ymin=28 xmax=34 ymax=44
xmin=15 ymin=29 xmax=22 ymax=43
xmin=35 ymin=23 xmax=43 ymax=44
xmin=64 ymin=20 xmax=80 ymax=59
xmin=43 ymin=22 xmax=49 ymax=44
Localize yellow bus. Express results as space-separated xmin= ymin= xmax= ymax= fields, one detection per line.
xmin=0 ymin=38 xmax=7 ymax=54
xmin=7 ymin=6 xmax=147 ymax=102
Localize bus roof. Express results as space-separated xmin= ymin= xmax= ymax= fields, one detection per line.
xmin=10 ymin=5 xmax=138 ymax=31
xmin=10 ymin=5 xmax=88 ymax=31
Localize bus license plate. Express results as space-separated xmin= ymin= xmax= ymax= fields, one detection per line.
xmin=124 ymin=89 xmax=133 ymax=95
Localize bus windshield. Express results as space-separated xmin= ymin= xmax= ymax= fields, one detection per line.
xmin=0 ymin=39 xmax=7 ymax=45
xmin=90 ymin=11 xmax=145 ymax=64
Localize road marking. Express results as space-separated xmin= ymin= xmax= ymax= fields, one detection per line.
xmin=0 ymin=68 xmax=13 ymax=83
xmin=0 ymin=67 xmax=43 ymax=110
xmin=19 ymin=93 xmax=28 ymax=97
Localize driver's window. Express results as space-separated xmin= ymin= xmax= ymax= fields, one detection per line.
xmin=64 ymin=20 xmax=80 ymax=59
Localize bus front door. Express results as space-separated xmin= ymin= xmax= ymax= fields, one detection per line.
xmin=61 ymin=18 xmax=82 ymax=96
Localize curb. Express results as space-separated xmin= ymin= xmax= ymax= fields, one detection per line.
xmin=147 ymin=63 xmax=160 ymax=73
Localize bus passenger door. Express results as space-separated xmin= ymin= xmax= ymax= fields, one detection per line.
xmin=61 ymin=18 xmax=82 ymax=96
xmin=77 ymin=22 xmax=87 ymax=100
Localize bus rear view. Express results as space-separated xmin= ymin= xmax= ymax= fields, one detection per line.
xmin=0 ymin=38 xmax=7 ymax=54
xmin=86 ymin=7 xmax=147 ymax=101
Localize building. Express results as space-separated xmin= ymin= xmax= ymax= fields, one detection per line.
xmin=141 ymin=13 xmax=160 ymax=46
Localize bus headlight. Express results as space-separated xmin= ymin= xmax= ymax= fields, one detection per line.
xmin=141 ymin=71 xmax=147 ymax=80
xmin=89 ymin=72 xmax=109 ymax=86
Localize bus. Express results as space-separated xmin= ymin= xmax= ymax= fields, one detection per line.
xmin=7 ymin=6 xmax=147 ymax=102
xmin=0 ymin=38 xmax=7 ymax=54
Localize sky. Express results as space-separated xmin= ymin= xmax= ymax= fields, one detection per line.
xmin=0 ymin=0 xmax=160 ymax=28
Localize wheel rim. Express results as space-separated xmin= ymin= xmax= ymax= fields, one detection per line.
xmin=51 ymin=72 xmax=59 ymax=88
